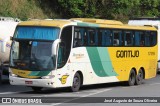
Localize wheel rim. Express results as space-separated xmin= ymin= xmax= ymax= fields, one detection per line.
xmin=73 ymin=76 xmax=80 ymax=88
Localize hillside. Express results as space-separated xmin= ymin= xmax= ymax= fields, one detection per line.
xmin=0 ymin=0 xmax=60 ymax=20
xmin=0 ymin=0 xmax=160 ymax=22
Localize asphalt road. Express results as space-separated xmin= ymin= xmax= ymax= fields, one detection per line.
xmin=0 ymin=74 xmax=160 ymax=106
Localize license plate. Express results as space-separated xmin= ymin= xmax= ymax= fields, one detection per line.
xmin=25 ymin=81 xmax=33 ymax=84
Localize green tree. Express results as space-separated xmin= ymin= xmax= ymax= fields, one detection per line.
xmin=97 ymin=0 xmax=160 ymax=22
xmin=57 ymin=0 xmax=84 ymax=18
xmin=140 ymin=0 xmax=159 ymax=17
xmin=56 ymin=0 xmax=98 ymax=18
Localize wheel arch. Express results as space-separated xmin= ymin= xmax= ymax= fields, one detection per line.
xmin=131 ymin=67 xmax=137 ymax=75
xmin=139 ymin=67 xmax=145 ymax=79
xmin=76 ymin=70 xmax=83 ymax=86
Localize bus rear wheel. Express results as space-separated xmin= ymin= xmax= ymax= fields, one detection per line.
xmin=128 ymin=69 xmax=136 ymax=86
xmin=135 ymin=69 xmax=144 ymax=85
xmin=70 ymin=73 xmax=81 ymax=92
xmin=31 ymin=87 xmax=43 ymax=92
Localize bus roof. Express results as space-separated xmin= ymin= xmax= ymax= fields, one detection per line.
xmin=70 ymin=18 xmax=123 ymax=25
xmin=18 ymin=18 xmax=157 ymax=31
xmin=18 ymin=19 xmax=72 ymax=28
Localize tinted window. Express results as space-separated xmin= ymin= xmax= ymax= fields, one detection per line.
xmin=73 ymin=27 xmax=157 ymax=47
xmin=124 ymin=31 xmax=133 ymax=46
xmin=113 ymin=30 xmax=122 ymax=46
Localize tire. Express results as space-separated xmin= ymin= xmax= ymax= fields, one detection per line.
xmin=31 ymin=87 xmax=43 ymax=92
xmin=128 ymin=69 xmax=136 ymax=86
xmin=135 ymin=69 xmax=144 ymax=85
xmin=70 ymin=73 xmax=81 ymax=92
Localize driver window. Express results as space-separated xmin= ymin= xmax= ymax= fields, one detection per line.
xmin=58 ymin=26 xmax=72 ymax=68
xmin=57 ymin=43 xmax=66 ymax=68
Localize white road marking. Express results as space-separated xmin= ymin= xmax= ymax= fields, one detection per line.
xmin=0 ymin=92 xmax=17 ymax=94
xmin=51 ymin=88 xmax=111 ymax=106
xmin=121 ymin=86 xmax=139 ymax=89
xmin=149 ymin=82 xmax=160 ymax=85
xmin=81 ymin=89 xmax=111 ymax=97
xmin=0 ymin=91 xmax=31 ymax=95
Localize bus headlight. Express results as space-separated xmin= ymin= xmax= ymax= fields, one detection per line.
xmin=41 ymin=75 xmax=55 ymax=79
xmin=9 ymin=72 xmax=17 ymax=77
xmin=11 ymin=74 xmax=18 ymax=77
xmin=9 ymin=69 xmax=17 ymax=77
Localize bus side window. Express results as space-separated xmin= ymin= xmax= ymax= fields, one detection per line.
xmin=98 ymin=29 xmax=102 ymax=46
xmin=88 ymin=29 xmax=97 ymax=46
xmin=83 ymin=30 xmax=88 ymax=46
xmin=124 ymin=31 xmax=133 ymax=46
xmin=145 ymin=31 xmax=150 ymax=46
xmin=73 ymin=31 xmax=78 ymax=47
xmin=134 ymin=31 xmax=145 ymax=46
xmin=113 ymin=30 xmax=122 ymax=46
xmin=101 ymin=29 xmax=112 ymax=46
xmin=140 ymin=32 xmax=145 ymax=46
xmin=150 ymin=31 xmax=157 ymax=46
xmin=101 ymin=30 xmax=105 ymax=46
xmin=134 ymin=31 xmax=157 ymax=47
xmin=73 ymin=28 xmax=83 ymax=47
xmin=134 ymin=31 xmax=140 ymax=46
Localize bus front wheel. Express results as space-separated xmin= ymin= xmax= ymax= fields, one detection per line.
xmin=128 ymin=69 xmax=136 ymax=86
xmin=70 ymin=73 xmax=81 ymax=92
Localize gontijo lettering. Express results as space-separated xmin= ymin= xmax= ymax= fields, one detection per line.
xmin=116 ymin=50 xmax=139 ymax=58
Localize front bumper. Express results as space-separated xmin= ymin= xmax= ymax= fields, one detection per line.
xmin=9 ymin=76 xmax=56 ymax=88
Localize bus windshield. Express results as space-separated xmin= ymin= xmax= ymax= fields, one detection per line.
xmin=10 ymin=40 xmax=55 ymax=71
xmin=10 ymin=26 xmax=60 ymax=71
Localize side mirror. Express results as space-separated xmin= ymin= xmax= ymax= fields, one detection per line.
xmin=10 ymin=36 xmax=13 ymax=40
xmin=52 ymin=39 xmax=61 ymax=56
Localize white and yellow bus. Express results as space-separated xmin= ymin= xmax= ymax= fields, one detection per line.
xmin=9 ymin=18 xmax=157 ymax=92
